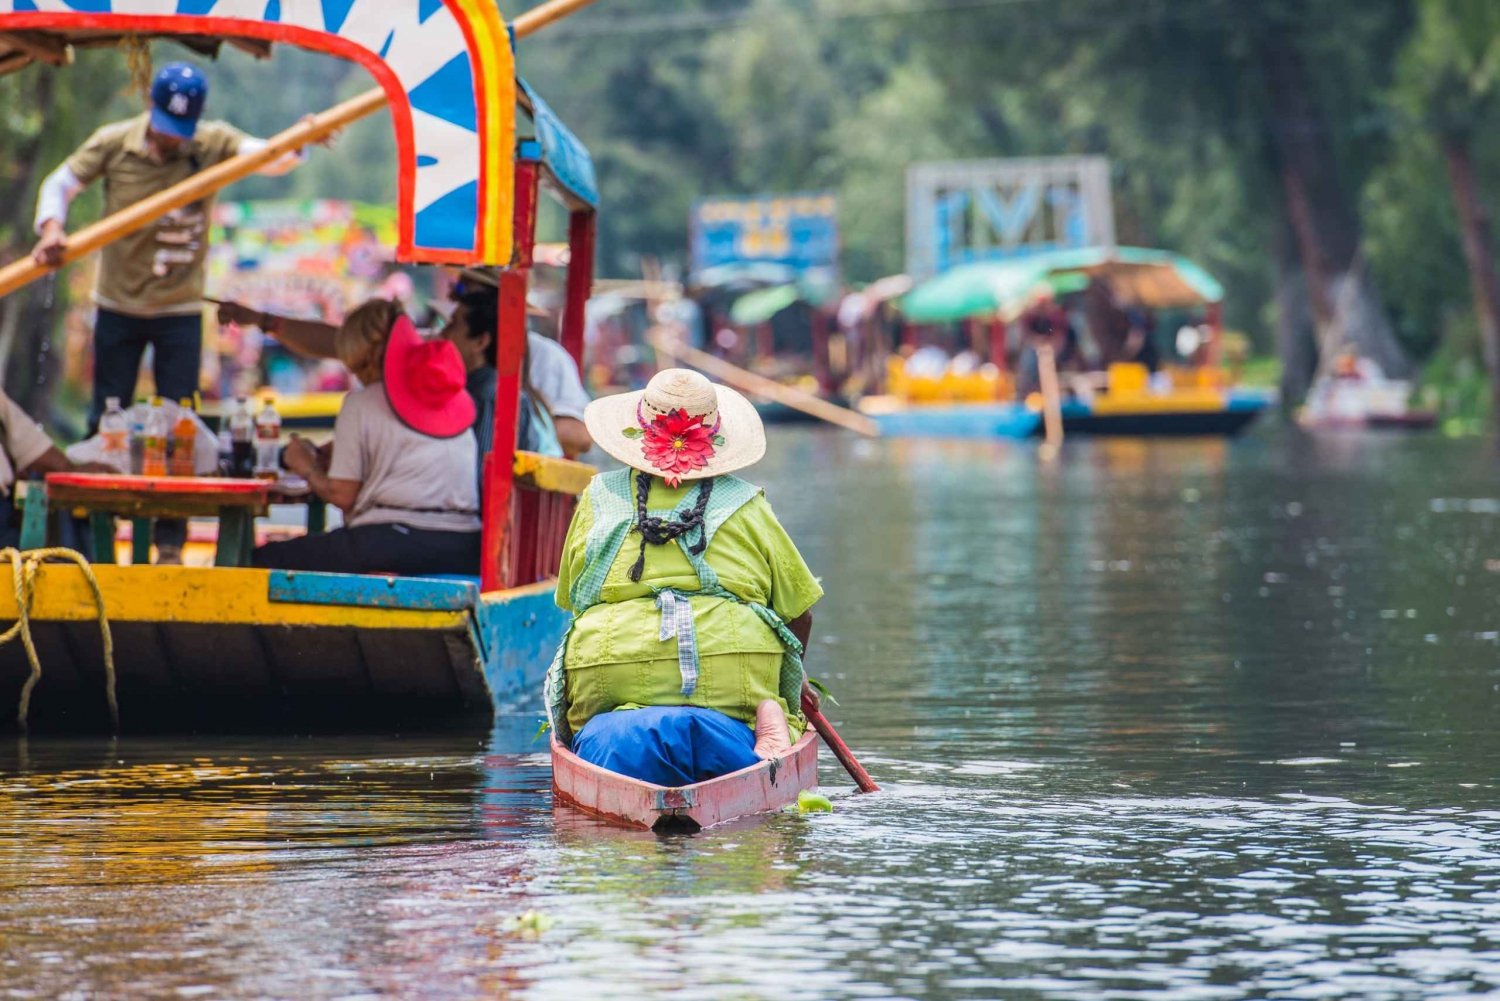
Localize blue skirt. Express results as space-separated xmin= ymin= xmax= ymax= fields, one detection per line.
xmin=572 ymin=706 xmax=760 ymax=787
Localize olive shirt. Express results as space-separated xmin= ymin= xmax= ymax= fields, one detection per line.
xmin=64 ymin=114 xmax=248 ymax=316
xmin=555 ymin=473 xmax=823 ymax=736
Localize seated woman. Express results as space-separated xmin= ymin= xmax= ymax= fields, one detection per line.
xmin=545 ymin=369 xmax=823 ymax=787
xmin=252 ymin=300 xmax=482 ymax=576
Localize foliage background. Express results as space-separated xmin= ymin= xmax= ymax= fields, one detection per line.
xmin=1 ymin=0 xmax=1497 ymax=423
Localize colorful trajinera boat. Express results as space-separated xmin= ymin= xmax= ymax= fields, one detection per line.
xmin=0 ymin=2 xmax=599 ymax=731
xmin=551 ymin=730 xmax=819 ymax=832
xmin=863 ymin=247 xmax=1273 ymax=439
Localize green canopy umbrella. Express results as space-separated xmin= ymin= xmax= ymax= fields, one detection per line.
xmin=899 ymin=247 xmax=1224 ymax=324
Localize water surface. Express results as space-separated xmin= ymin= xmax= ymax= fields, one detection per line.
xmin=4 ymin=429 xmax=1499 ymax=999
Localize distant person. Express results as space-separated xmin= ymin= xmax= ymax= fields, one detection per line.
xmin=252 ymin=301 xmax=481 ymax=576
xmin=32 ymin=62 xmax=319 ymax=563
xmin=219 ymin=267 xmax=594 ymax=466
xmin=438 ymin=267 xmax=593 ymax=460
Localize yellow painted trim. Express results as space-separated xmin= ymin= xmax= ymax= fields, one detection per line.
xmin=0 ymin=566 xmax=468 ymax=630
xmin=512 ymin=451 xmax=596 ymax=496
xmin=454 ymin=0 xmax=515 ymax=263
xmin=1091 ymin=391 xmax=1228 ymax=416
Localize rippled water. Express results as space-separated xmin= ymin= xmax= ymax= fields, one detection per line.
xmin=4 ymin=429 xmax=1500 ymax=999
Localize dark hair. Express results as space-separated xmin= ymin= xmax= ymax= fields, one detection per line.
xmin=454 ymin=289 xmax=498 ymax=369
xmin=628 ymin=472 xmax=715 ymax=582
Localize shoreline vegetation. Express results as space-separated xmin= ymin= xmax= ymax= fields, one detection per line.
xmin=2 ymin=3 xmax=1499 ymax=433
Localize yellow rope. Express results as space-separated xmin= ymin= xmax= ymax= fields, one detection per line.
xmin=0 ymin=548 xmax=117 ymax=734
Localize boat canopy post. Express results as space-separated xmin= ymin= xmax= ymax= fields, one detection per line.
xmin=561 ymin=209 xmax=595 ymax=369
xmin=1205 ymin=301 xmax=1224 ymax=370
xmin=481 ymin=157 xmax=541 ymax=593
xmin=989 ymin=318 xmax=1009 ymax=383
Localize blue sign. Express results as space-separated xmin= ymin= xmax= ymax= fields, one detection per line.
xmin=691 ymin=193 xmax=839 ymax=273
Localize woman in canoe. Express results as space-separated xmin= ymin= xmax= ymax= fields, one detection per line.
xmin=545 ymin=369 xmax=823 ymax=786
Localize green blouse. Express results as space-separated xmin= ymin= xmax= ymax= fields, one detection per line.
xmin=555 ymin=473 xmax=823 ymax=734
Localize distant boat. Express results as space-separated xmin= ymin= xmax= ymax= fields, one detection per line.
xmin=866 ymin=247 xmax=1273 ymax=439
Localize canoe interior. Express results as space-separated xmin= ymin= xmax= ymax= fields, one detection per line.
xmin=552 ymin=730 xmax=819 ymax=833
xmin=0 ymin=567 xmax=568 ymax=733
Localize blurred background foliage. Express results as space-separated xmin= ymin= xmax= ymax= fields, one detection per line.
xmin=2 ymin=0 xmax=1499 ymax=420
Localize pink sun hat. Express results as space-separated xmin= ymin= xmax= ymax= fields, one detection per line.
xmin=382 ymin=314 xmax=476 ymax=438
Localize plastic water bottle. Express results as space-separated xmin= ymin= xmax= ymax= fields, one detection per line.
xmin=253 ymin=397 xmax=281 ymax=481
xmin=169 ymin=398 xmax=197 ymax=477
xmin=228 ymin=396 xmax=254 ymax=478
xmin=141 ymin=397 xmax=169 ymax=477
xmin=98 ymin=397 xmax=129 ymax=473
xmin=128 ymin=397 xmax=148 ymax=474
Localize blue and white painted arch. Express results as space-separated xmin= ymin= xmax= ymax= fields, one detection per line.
xmin=0 ymin=0 xmax=516 ymax=264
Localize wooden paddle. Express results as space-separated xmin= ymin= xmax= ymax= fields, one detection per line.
xmin=802 ymin=690 xmax=880 ymax=793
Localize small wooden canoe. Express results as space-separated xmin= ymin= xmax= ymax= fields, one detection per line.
xmin=552 ymin=730 xmax=819 ymax=832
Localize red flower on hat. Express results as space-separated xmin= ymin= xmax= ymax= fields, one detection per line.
xmin=636 ymin=406 xmax=721 ymax=487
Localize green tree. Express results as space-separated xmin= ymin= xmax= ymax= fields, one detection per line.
xmin=1392 ymin=0 xmax=1500 ymax=419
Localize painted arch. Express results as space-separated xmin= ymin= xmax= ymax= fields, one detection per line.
xmin=0 ymin=0 xmax=516 ymax=265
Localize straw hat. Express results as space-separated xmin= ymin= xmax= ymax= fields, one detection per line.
xmin=449 ymin=266 xmax=548 ymax=316
xmin=585 ymin=369 xmax=765 ymax=485
xmin=383 ymin=315 xmax=476 ymax=438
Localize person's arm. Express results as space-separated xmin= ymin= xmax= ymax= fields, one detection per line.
xmin=31 ymin=165 xmax=85 ymax=266
xmin=17 ymin=445 xmax=113 ymax=478
xmin=554 ymin=417 xmax=592 ymax=459
xmin=281 ymin=436 xmax=359 ymax=514
xmin=236 ymin=136 xmax=308 ymax=178
xmin=216 ymin=301 xmax=339 ymax=360
xmin=787 ymin=609 xmax=820 ymax=711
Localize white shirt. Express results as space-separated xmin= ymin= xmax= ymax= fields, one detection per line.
xmin=328 ymin=385 xmax=481 ymax=533
xmin=528 ymin=332 xmax=591 ymax=421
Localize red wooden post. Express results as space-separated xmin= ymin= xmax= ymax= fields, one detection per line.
xmin=561 ymin=209 xmax=595 ymax=371
xmin=480 ymin=160 xmax=540 ymax=593
xmin=989 ymin=319 xmax=1009 ymax=373
xmin=1204 ymin=301 xmax=1224 ymax=369
xmin=811 ymin=309 xmax=833 ymax=395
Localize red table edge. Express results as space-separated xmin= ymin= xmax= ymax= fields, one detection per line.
xmin=45 ymin=473 xmax=271 ymax=497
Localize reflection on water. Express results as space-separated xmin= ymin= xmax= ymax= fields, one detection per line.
xmin=3 ymin=429 xmax=1500 ymax=999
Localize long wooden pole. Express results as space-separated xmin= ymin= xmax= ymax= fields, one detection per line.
xmin=1037 ymin=342 xmax=1064 ymax=460
xmin=0 ymin=0 xmax=603 ymax=301
xmin=650 ymin=329 xmax=881 ymax=437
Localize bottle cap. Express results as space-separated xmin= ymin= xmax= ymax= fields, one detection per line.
xmin=105 ymin=396 xmax=120 ymax=409
xmin=179 ymin=398 xmax=193 ymax=409
xmin=150 ymin=396 xmax=163 ymax=406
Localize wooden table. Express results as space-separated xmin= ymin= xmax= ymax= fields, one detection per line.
xmin=28 ymin=473 xmax=272 ymax=567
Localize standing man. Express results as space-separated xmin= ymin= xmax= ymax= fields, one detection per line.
xmin=32 ymin=62 xmax=315 ymax=562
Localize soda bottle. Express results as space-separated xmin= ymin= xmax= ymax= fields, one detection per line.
xmin=253 ymin=396 xmax=282 ymax=481
xmin=141 ymin=397 xmax=169 ymax=477
xmin=228 ymin=396 xmax=254 ymax=478
xmin=216 ymin=429 xmax=234 ymax=477
xmin=98 ymin=396 xmax=130 ymax=473
xmin=128 ymin=396 xmax=148 ymax=474
xmin=169 ymin=398 xmax=197 ymax=477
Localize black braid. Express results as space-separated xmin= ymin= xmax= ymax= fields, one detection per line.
xmin=629 ymin=472 xmax=715 ymax=582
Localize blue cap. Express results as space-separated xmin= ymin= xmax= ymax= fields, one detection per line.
xmin=149 ymin=62 xmax=208 ymax=140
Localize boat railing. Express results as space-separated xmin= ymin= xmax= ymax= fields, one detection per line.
xmin=505 ymin=451 xmax=595 ymax=589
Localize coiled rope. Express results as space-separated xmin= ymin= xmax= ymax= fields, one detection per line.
xmin=0 ymin=548 xmax=117 ymax=733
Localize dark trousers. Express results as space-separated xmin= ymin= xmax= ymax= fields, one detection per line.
xmin=91 ymin=308 xmax=202 ymax=553
xmin=252 ymin=523 xmax=482 ymax=577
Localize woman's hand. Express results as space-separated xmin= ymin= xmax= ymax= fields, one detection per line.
xmin=280 ymin=436 xmax=322 ymax=477
xmin=800 ymin=678 xmax=820 ymax=714
xmin=216 ymin=300 xmax=268 ymax=329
